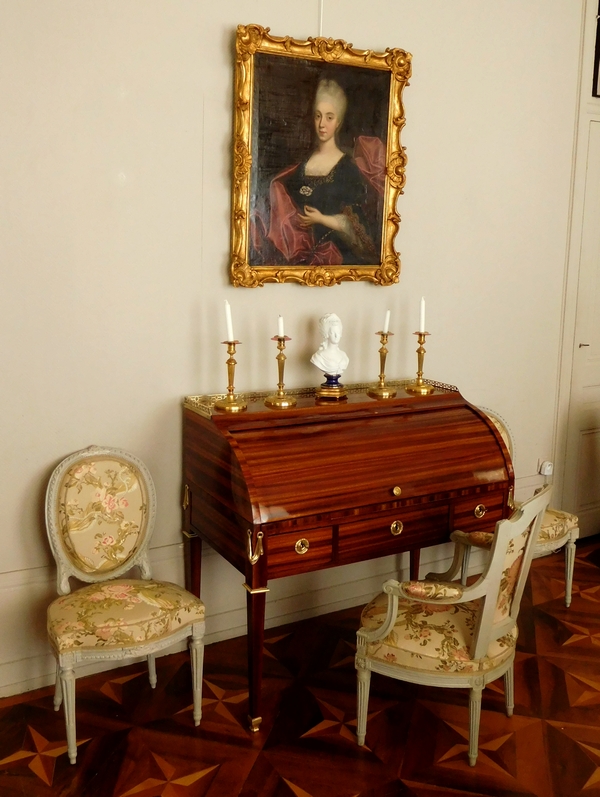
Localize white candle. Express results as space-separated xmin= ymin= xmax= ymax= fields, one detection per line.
xmin=419 ymin=297 xmax=426 ymax=333
xmin=278 ymin=315 xmax=285 ymax=338
xmin=224 ymin=300 xmax=234 ymax=341
xmin=383 ymin=309 xmax=390 ymax=334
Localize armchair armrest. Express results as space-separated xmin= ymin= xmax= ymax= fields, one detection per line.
xmin=384 ymin=575 xmax=488 ymax=605
xmin=395 ymin=580 xmax=464 ymax=602
xmin=451 ymin=529 xmax=494 ymax=549
xmin=423 ymin=529 xmax=471 ymax=582
xmin=358 ymin=574 xmax=485 ymax=647
xmin=423 ymin=529 xmax=495 ymax=583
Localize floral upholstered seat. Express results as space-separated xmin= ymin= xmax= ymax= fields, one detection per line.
xmin=360 ymin=587 xmax=517 ymax=676
xmin=356 ymin=486 xmax=551 ymax=767
xmin=48 ymin=579 xmax=205 ymax=652
xmin=536 ymin=507 xmax=579 ymax=543
xmin=45 ymin=446 xmax=205 ymax=765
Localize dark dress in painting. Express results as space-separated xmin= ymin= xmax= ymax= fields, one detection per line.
xmin=251 ymin=136 xmax=385 ymax=266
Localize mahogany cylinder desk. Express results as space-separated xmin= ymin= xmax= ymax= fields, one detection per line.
xmin=182 ymin=381 xmax=514 ymax=731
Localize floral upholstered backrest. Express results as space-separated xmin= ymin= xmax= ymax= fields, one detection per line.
xmin=494 ymin=529 xmax=529 ymax=623
xmin=481 ymin=406 xmax=524 ymax=621
xmin=46 ymin=446 xmax=155 ymax=591
xmin=470 ymin=485 xmax=551 ymax=659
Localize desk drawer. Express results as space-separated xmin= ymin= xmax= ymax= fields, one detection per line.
xmin=338 ymin=504 xmax=449 ymax=564
xmin=267 ymin=527 xmax=333 ymax=578
xmin=453 ymin=492 xmax=506 ymax=532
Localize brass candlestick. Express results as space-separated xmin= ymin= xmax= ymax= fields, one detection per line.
xmin=405 ymin=332 xmax=434 ymax=395
xmin=367 ymin=331 xmax=397 ymax=399
xmin=214 ymin=341 xmax=248 ymax=412
xmin=265 ymin=336 xmax=297 ymax=409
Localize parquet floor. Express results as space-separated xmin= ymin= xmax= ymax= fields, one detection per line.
xmin=2 ymin=539 xmax=600 ymax=796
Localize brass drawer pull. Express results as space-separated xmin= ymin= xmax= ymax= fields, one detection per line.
xmin=295 ymin=538 xmax=310 ymax=555
xmin=392 ymin=486 xmax=402 ymax=497
xmin=390 ymin=520 xmax=404 ymax=536
xmin=474 ymin=504 xmax=487 ymax=519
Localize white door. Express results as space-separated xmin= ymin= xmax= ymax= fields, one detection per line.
xmin=563 ymin=118 xmax=600 ymax=536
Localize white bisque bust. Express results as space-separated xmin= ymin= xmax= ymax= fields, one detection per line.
xmin=310 ymin=313 xmax=349 ymax=377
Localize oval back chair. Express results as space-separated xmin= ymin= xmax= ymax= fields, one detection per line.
xmin=45 ymin=445 xmax=205 ymax=764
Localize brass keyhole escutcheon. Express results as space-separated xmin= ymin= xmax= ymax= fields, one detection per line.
xmin=474 ymin=504 xmax=487 ymax=519
xmin=295 ymin=538 xmax=310 ymax=555
xmin=392 ymin=486 xmax=402 ymax=497
xmin=390 ymin=520 xmax=404 ymax=536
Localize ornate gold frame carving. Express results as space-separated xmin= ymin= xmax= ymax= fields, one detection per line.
xmin=230 ymin=24 xmax=412 ymax=288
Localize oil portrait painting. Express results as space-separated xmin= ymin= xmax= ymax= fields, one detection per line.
xmin=230 ymin=25 xmax=412 ymax=287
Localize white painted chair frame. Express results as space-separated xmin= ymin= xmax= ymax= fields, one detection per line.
xmin=462 ymin=409 xmax=579 ymax=606
xmin=45 ymin=445 xmax=205 ymax=764
xmin=356 ymin=486 xmax=552 ymax=767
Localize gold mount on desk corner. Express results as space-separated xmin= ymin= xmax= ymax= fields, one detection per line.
xmin=248 ymin=716 xmax=262 ymax=732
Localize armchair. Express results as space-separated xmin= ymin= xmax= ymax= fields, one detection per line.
xmin=45 ymin=445 xmax=205 ymax=764
xmin=355 ymin=485 xmax=551 ymax=766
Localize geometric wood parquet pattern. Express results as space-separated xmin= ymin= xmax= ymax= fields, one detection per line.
xmin=2 ymin=538 xmax=600 ymax=796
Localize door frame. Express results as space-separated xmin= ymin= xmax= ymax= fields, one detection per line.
xmin=556 ymin=0 xmax=600 ymax=512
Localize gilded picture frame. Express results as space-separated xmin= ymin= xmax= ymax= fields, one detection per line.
xmin=230 ymin=24 xmax=412 ymax=287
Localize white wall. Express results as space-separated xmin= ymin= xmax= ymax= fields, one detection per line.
xmin=0 ymin=0 xmax=583 ymax=695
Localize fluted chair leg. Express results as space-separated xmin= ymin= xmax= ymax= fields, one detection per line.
xmin=190 ymin=624 xmax=204 ymax=726
xmin=60 ymin=663 xmax=77 ymax=764
xmin=468 ymin=685 xmax=483 ymax=767
xmin=356 ymin=666 xmax=371 ymax=746
xmin=53 ymin=661 xmax=62 ymax=711
xmin=504 ymin=663 xmax=514 ymax=717
xmin=147 ymin=654 xmax=157 ymax=688
xmin=565 ymin=536 xmax=577 ymax=608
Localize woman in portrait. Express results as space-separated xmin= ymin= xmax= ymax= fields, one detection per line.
xmin=252 ymin=79 xmax=385 ymax=266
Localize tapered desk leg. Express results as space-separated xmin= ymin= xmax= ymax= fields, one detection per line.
xmin=188 ymin=536 xmax=202 ymax=597
xmin=410 ymin=549 xmax=421 ymax=580
xmin=245 ymin=586 xmax=266 ymax=732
